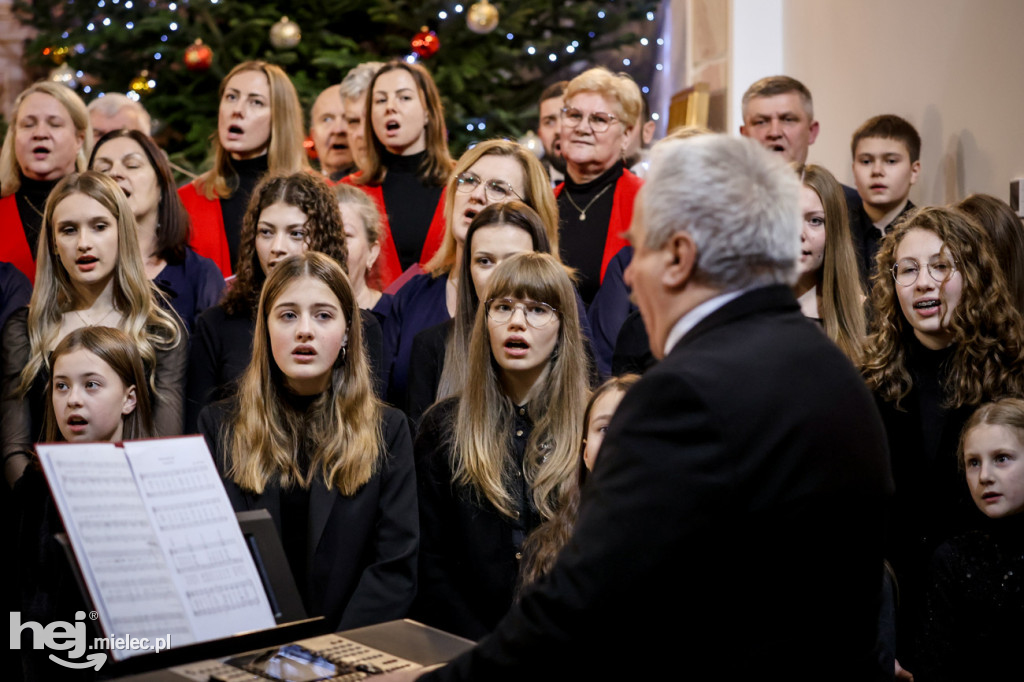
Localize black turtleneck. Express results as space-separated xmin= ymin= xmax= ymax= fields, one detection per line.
xmin=219 ymin=155 xmax=269 ymax=269
xmin=16 ymin=175 xmax=61 ymax=255
xmin=380 ymin=150 xmax=444 ymax=271
xmin=278 ymin=389 xmax=319 ymax=608
xmin=558 ymin=162 xmax=624 ymax=305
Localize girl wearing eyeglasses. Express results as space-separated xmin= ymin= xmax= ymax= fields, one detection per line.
xmin=381 ymin=139 xmax=559 ymax=407
xmin=862 ymin=206 xmax=1024 ymax=675
xmin=412 ymin=251 xmax=590 ymax=640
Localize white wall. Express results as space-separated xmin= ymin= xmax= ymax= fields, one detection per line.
xmin=781 ymin=0 xmax=1024 ymax=206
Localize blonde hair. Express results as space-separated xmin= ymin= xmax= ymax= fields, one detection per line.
xmin=451 ymin=252 xmax=591 ymax=521
xmin=225 ymin=252 xmax=383 ymax=495
xmin=195 ymin=61 xmax=309 ymax=200
xmin=0 ymin=82 xmax=92 ymax=196
xmin=424 ymin=138 xmax=560 ymax=276
xmin=959 ymin=398 xmax=1024 ymax=472
xmin=19 ymin=171 xmax=181 ymax=397
xmin=797 ymin=163 xmax=867 ymax=364
xmin=564 ymin=67 xmax=643 ymax=130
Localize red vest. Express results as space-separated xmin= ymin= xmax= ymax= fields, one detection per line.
xmin=340 ymin=174 xmax=447 ymax=290
xmin=554 ymin=168 xmax=643 ymax=283
xmin=0 ymin=195 xmax=37 ymax=284
xmin=179 ymin=182 xmax=232 ymax=278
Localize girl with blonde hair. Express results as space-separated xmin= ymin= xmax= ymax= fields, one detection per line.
xmin=179 ymin=60 xmax=309 ymax=277
xmin=794 ymin=163 xmax=867 ymax=364
xmin=1 ymin=171 xmax=183 ymax=487
xmin=197 ymin=251 xmax=416 ymax=630
xmin=413 ymin=251 xmax=590 ymax=640
xmin=0 ymin=81 xmax=92 ymax=283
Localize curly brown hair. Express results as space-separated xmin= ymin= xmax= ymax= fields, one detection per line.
xmin=863 ymin=206 xmax=1024 ymax=409
xmin=222 ymin=172 xmax=348 ymax=316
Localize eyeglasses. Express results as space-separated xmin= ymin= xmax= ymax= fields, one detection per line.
xmin=560 ymin=107 xmax=620 ymax=133
xmin=455 ymin=172 xmax=521 ymax=202
xmin=485 ymin=298 xmax=559 ymax=328
xmin=891 ymin=257 xmax=958 ymax=287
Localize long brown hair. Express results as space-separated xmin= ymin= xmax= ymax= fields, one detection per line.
xmin=20 ymin=172 xmax=181 ymax=397
xmin=863 ymin=206 xmax=1024 ymax=409
xmin=450 ymin=252 xmax=591 ymax=520
xmin=224 ymin=252 xmax=382 ymax=495
xmin=517 ymin=373 xmax=640 ymax=590
xmin=44 ymin=326 xmax=154 ymax=441
xmin=956 ymin=193 xmax=1024 ymax=313
xmin=797 ymin=163 xmax=866 ymax=364
xmin=195 ymin=61 xmax=310 ymax=200
xmin=356 ymin=60 xmax=453 ymax=187
xmin=222 ymin=172 xmax=348 ymax=316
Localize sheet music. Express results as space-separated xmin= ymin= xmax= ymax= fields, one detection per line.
xmin=36 ymin=443 xmax=197 ymax=659
xmin=122 ymin=436 xmax=275 ymax=642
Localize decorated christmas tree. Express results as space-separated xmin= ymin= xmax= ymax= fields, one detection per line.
xmin=14 ymin=0 xmax=663 ymax=174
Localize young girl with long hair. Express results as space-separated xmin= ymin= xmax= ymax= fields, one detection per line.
xmin=1 ymin=171 xmax=183 ymax=487
xmin=197 ymin=252 xmax=416 ymax=630
xmin=916 ymin=398 xmax=1024 ymax=681
xmin=405 ymin=201 xmax=555 ymax=424
xmin=794 ymin=163 xmax=867 ymax=364
xmin=179 ymin=61 xmax=309 ymax=277
xmin=90 ymin=129 xmax=224 ymax=331
xmin=14 ymin=326 xmax=153 ymax=679
xmin=345 ymin=60 xmax=453 ymax=285
xmin=517 ymin=373 xmax=639 ymax=591
xmin=382 ymin=138 xmax=559 ymax=406
xmin=413 ymin=251 xmax=590 ymax=640
xmin=862 ymin=206 xmax=1024 ymax=674
xmin=186 ymin=172 xmax=384 ymax=432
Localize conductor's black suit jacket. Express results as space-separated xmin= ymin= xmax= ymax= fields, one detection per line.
xmin=424 ymin=285 xmax=895 ymax=681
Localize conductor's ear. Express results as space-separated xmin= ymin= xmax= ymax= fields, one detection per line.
xmin=663 ymin=231 xmax=697 ymax=289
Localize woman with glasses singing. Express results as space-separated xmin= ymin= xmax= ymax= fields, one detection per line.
xmin=412 ymin=252 xmax=590 ymax=640
xmin=381 ymin=139 xmax=558 ymax=407
xmin=862 ymin=206 xmax=1024 ymax=674
xmin=556 ymin=67 xmax=644 ymax=306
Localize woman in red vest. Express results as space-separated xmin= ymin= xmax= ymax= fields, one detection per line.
xmin=0 ymin=82 xmax=91 ymax=284
xmin=178 ymin=61 xmax=309 ymax=278
xmin=343 ymin=61 xmax=453 ymax=288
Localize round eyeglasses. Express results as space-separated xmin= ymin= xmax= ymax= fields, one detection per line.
xmin=485 ymin=298 xmax=559 ymax=328
xmin=455 ymin=172 xmax=521 ymax=202
xmin=891 ymin=258 xmax=958 ymax=287
xmin=560 ymin=107 xmax=620 ymax=133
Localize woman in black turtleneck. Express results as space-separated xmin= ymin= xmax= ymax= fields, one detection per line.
xmin=179 ymin=61 xmax=310 ymax=278
xmin=345 ymin=60 xmax=453 ymax=289
xmin=0 ymin=82 xmax=91 ymax=284
xmin=555 ymin=67 xmax=644 ymax=307
xmin=862 ymin=206 xmax=1024 ymax=675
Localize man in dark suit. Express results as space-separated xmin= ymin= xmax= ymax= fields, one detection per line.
xmin=391 ymin=135 xmax=894 ymax=681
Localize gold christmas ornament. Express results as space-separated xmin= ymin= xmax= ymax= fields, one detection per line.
xmin=130 ymin=70 xmax=154 ymax=95
xmin=467 ymin=0 xmax=500 ymax=34
xmin=269 ymin=16 xmax=302 ymax=49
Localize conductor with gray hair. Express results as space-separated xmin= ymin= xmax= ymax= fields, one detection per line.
xmin=396 ymin=134 xmax=894 ymax=681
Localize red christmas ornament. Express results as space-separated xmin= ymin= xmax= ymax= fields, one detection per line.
xmin=184 ymin=39 xmax=214 ymax=72
xmin=411 ymin=27 xmax=440 ymax=59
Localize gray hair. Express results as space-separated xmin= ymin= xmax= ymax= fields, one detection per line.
xmin=641 ymin=134 xmax=801 ymax=290
xmin=741 ymin=75 xmax=814 ymax=122
xmin=339 ymin=61 xmax=385 ymax=101
xmin=87 ymin=93 xmax=152 ymax=134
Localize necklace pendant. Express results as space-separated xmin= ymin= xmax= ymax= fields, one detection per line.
xmin=579 ymin=212 xmax=586 ymax=221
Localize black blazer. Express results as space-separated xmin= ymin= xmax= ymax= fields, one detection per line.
xmin=423 ymin=285 xmax=895 ymax=681
xmin=197 ymin=399 xmax=417 ymax=631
